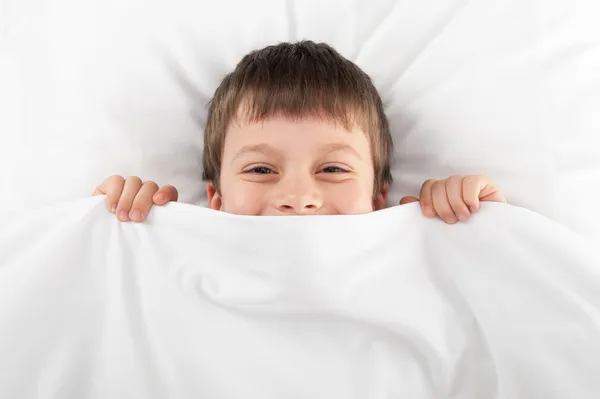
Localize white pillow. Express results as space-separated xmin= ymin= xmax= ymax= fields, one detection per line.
xmin=1 ymin=0 xmax=599 ymax=237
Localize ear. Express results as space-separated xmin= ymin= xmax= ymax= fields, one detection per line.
xmin=206 ymin=182 xmax=223 ymax=211
xmin=372 ymin=181 xmax=390 ymax=211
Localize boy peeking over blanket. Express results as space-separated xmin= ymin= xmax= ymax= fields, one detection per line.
xmin=93 ymin=40 xmax=506 ymax=223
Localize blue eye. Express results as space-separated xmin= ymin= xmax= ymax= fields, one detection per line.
xmin=322 ymin=166 xmax=345 ymax=173
xmin=250 ymin=166 xmax=273 ymax=174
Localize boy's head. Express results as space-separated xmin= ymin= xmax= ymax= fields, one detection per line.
xmin=202 ymin=40 xmax=393 ymax=215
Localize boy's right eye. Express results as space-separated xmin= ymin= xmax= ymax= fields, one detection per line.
xmin=247 ymin=166 xmax=273 ymax=174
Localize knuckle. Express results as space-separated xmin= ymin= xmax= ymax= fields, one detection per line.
xmin=432 ymin=179 xmax=445 ymax=188
xmin=121 ymin=185 xmax=137 ymax=198
xmin=432 ymin=181 xmax=446 ymax=193
xmin=447 ymin=175 xmax=462 ymax=185
xmin=119 ymin=189 xmax=139 ymax=205
xmin=126 ymin=176 xmax=143 ymax=186
xmin=464 ymin=175 xmax=480 ymax=185
xmin=107 ymin=175 xmax=125 ymax=185
xmin=144 ymin=181 xmax=160 ymax=192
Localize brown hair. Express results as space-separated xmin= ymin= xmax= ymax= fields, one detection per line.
xmin=202 ymin=40 xmax=393 ymax=195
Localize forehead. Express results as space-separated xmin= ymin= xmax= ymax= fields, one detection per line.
xmin=224 ymin=115 xmax=370 ymax=153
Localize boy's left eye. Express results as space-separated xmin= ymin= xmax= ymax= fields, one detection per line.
xmin=321 ymin=166 xmax=346 ymax=173
xmin=248 ymin=166 xmax=273 ymax=174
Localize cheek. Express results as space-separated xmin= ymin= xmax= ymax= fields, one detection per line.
xmin=221 ymin=181 xmax=267 ymax=215
xmin=326 ymin=180 xmax=374 ymax=214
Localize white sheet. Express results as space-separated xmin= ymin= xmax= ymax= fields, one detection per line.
xmin=1 ymin=197 xmax=599 ymax=398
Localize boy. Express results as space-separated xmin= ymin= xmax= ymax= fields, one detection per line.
xmin=93 ymin=41 xmax=505 ymax=223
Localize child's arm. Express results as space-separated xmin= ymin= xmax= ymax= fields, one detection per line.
xmin=399 ymin=175 xmax=506 ymax=224
xmin=92 ymin=175 xmax=178 ymax=222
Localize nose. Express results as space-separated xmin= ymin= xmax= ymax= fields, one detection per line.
xmin=273 ymin=179 xmax=323 ymax=215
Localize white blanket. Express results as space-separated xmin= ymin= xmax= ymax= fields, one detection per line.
xmin=1 ymin=197 xmax=599 ymax=398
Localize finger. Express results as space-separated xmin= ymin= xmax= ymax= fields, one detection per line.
xmin=479 ymin=180 xmax=507 ymax=204
xmin=153 ymin=185 xmax=179 ymax=205
xmin=129 ymin=181 xmax=160 ymax=222
xmin=93 ymin=175 xmax=125 ymax=213
xmin=446 ymin=176 xmax=471 ymax=222
xmin=462 ymin=176 xmax=482 ymax=213
xmin=115 ymin=176 xmax=143 ymax=221
xmin=399 ymin=196 xmax=419 ymax=205
xmin=462 ymin=175 xmax=507 ymax=213
xmin=419 ymin=180 xmax=437 ymax=217
xmin=432 ymin=180 xmax=458 ymax=224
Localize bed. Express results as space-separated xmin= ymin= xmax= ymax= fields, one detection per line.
xmin=1 ymin=0 xmax=599 ymax=397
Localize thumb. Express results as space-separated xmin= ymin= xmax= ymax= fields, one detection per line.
xmin=479 ymin=185 xmax=507 ymax=204
xmin=153 ymin=185 xmax=179 ymax=205
xmin=399 ymin=196 xmax=420 ymax=205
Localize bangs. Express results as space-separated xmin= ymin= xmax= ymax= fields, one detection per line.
xmin=231 ymin=85 xmax=377 ymax=134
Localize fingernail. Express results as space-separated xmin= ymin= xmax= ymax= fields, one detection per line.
xmin=110 ymin=204 xmax=116 ymax=213
xmin=118 ymin=209 xmax=128 ymax=221
xmin=469 ymin=206 xmax=478 ymax=214
xmin=458 ymin=212 xmax=470 ymax=222
xmin=130 ymin=209 xmax=141 ymax=222
xmin=423 ymin=206 xmax=435 ymax=217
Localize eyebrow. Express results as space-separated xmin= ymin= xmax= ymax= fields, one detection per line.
xmin=318 ymin=143 xmax=363 ymax=160
xmin=231 ymin=142 xmax=363 ymax=163
xmin=231 ymin=144 xmax=281 ymax=163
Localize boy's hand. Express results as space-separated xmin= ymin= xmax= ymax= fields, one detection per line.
xmin=399 ymin=175 xmax=506 ymax=224
xmin=92 ymin=175 xmax=178 ymax=222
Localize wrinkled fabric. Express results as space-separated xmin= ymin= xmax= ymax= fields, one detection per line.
xmin=0 ymin=197 xmax=599 ymax=398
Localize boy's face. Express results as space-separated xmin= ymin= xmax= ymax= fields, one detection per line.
xmin=206 ymin=116 xmax=387 ymax=216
